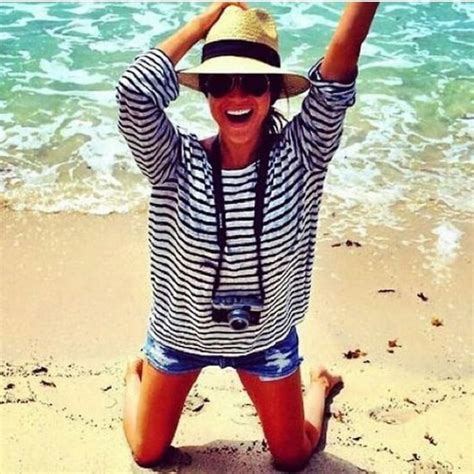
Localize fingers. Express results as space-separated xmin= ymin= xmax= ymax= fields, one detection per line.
xmin=217 ymin=1 xmax=248 ymax=11
xmin=233 ymin=2 xmax=249 ymax=10
xmin=200 ymin=1 xmax=249 ymax=36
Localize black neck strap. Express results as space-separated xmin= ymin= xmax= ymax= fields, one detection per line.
xmin=209 ymin=135 xmax=273 ymax=301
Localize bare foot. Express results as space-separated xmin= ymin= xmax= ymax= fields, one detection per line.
xmin=310 ymin=367 xmax=343 ymax=398
xmin=124 ymin=357 xmax=144 ymax=383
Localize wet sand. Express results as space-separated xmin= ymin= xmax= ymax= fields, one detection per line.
xmin=1 ymin=208 xmax=472 ymax=473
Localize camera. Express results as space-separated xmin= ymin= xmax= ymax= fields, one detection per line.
xmin=211 ymin=295 xmax=263 ymax=330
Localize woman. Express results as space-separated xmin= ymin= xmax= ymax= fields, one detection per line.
xmin=117 ymin=2 xmax=378 ymax=471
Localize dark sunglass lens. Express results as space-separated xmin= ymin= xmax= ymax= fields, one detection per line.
xmin=206 ymin=74 xmax=234 ymax=98
xmin=241 ymin=75 xmax=269 ymax=97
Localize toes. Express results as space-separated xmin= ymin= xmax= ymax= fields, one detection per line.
xmin=309 ymin=367 xmax=343 ymax=396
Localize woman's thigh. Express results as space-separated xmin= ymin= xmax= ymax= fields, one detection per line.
xmin=237 ymin=368 xmax=312 ymax=469
xmin=135 ymin=360 xmax=201 ymax=464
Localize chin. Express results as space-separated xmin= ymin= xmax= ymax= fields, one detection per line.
xmin=222 ymin=120 xmax=265 ymax=142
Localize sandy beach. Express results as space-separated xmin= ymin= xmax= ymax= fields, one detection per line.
xmin=1 ymin=207 xmax=472 ymax=473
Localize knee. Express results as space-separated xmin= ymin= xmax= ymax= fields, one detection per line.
xmin=131 ymin=441 xmax=168 ymax=468
xmin=123 ymin=418 xmax=171 ymax=467
xmin=272 ymin=452 xmax=311 ymax=473
xmin=270 ymin=437 xmax=314 ymax=472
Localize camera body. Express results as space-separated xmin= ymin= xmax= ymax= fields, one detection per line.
xmin=212 ymin=295 xmax=263 ymax=330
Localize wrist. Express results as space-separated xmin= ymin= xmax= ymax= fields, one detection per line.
xmin=189 ymin=15 xmax=208 ymax=42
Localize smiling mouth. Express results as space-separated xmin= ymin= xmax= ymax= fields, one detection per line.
xmin=225 ymin=109 xmax=253 ymax=123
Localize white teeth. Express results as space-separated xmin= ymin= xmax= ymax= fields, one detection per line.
xmin=227 ymin=109 xmax=251 ymax=116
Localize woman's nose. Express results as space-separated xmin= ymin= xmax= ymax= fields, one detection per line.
xmin=228 ymin=78 xmax=247 ymax=97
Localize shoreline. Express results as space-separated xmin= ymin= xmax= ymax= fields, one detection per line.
xmin=1 ymin=208 xmax=472 ymax=472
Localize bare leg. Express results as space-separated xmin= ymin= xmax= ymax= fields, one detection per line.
xmin=123 ymin=358 xmax=144 ymax=450
xmin=123 ymin=357 xmax=200 ymax=467
xmin=237 ymin=366 xmax=342 ymax=472
xmin=303 ymin=367 xmax=343 ymax=448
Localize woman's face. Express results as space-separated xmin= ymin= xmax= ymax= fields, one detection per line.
xmin=207 ymin=76 xmax=272 ymax=145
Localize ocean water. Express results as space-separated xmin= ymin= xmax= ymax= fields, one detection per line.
xmin=1 ymin=2 xmax=473 ymax=246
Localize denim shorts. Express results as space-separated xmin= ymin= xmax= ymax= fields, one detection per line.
xmin=142 ymin=327 xmax=303 ymax=382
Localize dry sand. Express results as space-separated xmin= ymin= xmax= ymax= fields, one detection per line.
xmin=1 ymin=208 xmax=472 ymax=473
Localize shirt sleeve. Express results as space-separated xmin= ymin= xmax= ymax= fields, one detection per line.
xmin=284 ymin=58 xmax=357 ymax=172
xmin=115 ymin=48 xmax=180 ymax=185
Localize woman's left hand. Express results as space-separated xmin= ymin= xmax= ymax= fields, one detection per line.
xmin=320 ymin=2 xmax=379 ymax=83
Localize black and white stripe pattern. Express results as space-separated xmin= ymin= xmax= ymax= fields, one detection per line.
xmin=116 ymin=48 xmax=356 ymax=356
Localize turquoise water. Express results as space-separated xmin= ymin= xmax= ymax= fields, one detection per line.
xmin=1 ymin=2 xmax=473 ymax=239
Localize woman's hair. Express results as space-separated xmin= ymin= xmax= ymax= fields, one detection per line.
xmin=264 ymin=106 xmax=287 ymax=136
xmin=265 ymin=75 xmax=288 ymax=136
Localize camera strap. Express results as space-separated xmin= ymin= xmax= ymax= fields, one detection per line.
xmin=209 ymin=134 xmax=274 ymax=302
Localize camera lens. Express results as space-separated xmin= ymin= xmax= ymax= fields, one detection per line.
xmin=228 ymin=308 xmax=250 ymax=331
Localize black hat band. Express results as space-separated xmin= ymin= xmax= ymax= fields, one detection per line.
xmin=202 ymin=39 xmax=281 ymax=68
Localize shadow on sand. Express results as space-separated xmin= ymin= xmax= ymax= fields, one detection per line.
xmin=130 ymin=383 xmax=369 ymax=473
xmin=131 ymin=441 xmax=371 ymax=474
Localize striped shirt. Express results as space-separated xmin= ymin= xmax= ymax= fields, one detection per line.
xmin=116 ymin=48 xmax=356 ymax=356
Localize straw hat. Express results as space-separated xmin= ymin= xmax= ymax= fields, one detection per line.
xmin=177 ymin=6 xmax=310 ymax=98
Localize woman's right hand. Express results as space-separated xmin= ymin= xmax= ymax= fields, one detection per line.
xmin=158 ymin=2 xmax=248 ymax=66
xmin=196 ymin=2 xmax=248 ymax=39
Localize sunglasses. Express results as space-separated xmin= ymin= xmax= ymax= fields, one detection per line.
xmin=202 ymin=74 xmax=270 ymax=98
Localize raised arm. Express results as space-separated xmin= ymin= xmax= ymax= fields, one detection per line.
xmin=116 ymin=2 xmax=247 ymax=185
xmin=320 ymin=2 xmax=379 ymax=83
xmin=116 ymin=48 xmax=182 ymax=185
xmin=283 ymin=2 xmax=379 ymax=172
